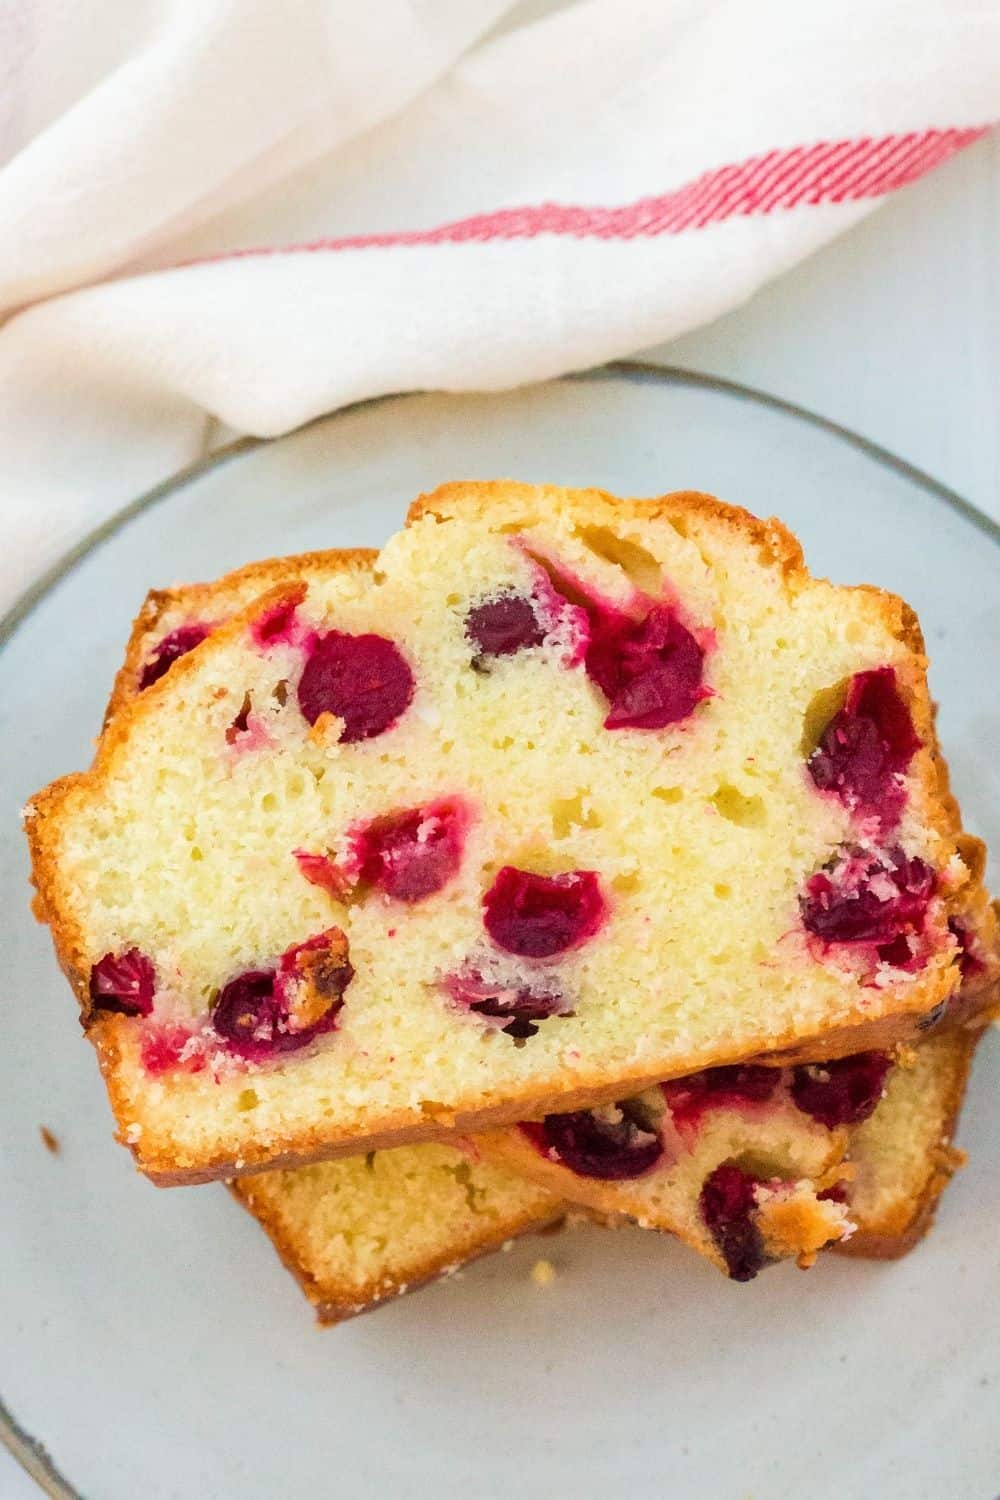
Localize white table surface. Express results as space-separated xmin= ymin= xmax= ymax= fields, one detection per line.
xmin=3 ymin=131 xmax=997 ymax=1500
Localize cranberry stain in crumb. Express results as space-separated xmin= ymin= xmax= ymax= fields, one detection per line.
xmin=139 ymin=624 xmax=212 ymax=690
xmin=348 ymin=797 xmax=469 ymax=903
xmin=297 ymin=631 xmax=414 ymax=742
xmin=483 ymin=867 xmax=606 ymax=958
xmin=790 ymin=1052 xmax=892 ymax=1128
xmin=808 ymin=667 xmax=920 ymax=827
xmin=521 ymin=1101 xmax=664 ymax=1179
xmin=948 ymin=916 xmax=986 ymax=981
xmin=251 ymin=597 xmax=305 ymax=649
xmin=141 ymin=1023 xmax=205 ymax=1077
xmin=699 ymin=1163 xmax=766 ymax=1281
xmin=224 ymin=692 xmax=273 ymax=754
xmin=662 ymin=1064 xmax=781 ymax=1137
xmin=89 ymin=949 xmax=156 ymax=1017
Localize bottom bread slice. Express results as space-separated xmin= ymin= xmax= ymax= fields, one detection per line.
xmin=230 ymin=1028 xmax=980 ymax=1320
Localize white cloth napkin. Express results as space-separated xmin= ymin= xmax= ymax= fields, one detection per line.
xmin=1 ymin=0 xmax=997 ymax=610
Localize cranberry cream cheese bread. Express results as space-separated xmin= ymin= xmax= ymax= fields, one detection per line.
xmin=25 ymin=482 xmax=995 ymax=1184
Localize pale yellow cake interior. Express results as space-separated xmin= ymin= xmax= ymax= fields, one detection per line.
xmin=235 ymin=1142 xmax=561 ymax=1315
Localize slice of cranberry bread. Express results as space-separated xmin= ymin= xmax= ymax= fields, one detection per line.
xmin=25 ymin=482 xmax=996 ymax=1183
xmin=97 ymin=572 xmax=985 ymax=1315
xmin=230 ymin=1143 xmax=565 ymax=1324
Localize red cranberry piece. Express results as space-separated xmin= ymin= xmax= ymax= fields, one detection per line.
xmin=89 ymin=949 xmax=156 ymax=1017
xmin=808 ymin=668 xmax=920 ymax=827
xmin=817 ymin=1182 xmax=849 ymax=1204
xmin=211 ymin=970 xmax=280 ymax=1054
xmin=278 ymin=930 xmax=355 ymax=1003
xmin=138 ymin=625 xmax=211 ymax=690
xmin=297 ymin=631 xmax=414 ymax=743
xmin=874 ymin=933 xmax=915 ymax=969
xmin=349 ymin=797 xmax=467 ymax=903
xmin=791 ymin=1051 xmax=891 ymax=1128
xmin=663 ymin=1064 xmax=781 ymax=1132
xmin=468 ymin=990 xmax=564 ymax=1040
xmin=521 ymin=1101 xmax=664 ymax=1179
xmin=800 ymin=844 xmax=935 ymax=946
xmin=211 ymin=932 xmax=352 ymax=1060
xmin=447 ymin=973 xmax=569 ymax=1039
xmin=483 ymin=867 xmax=606 ymax=958
xmin=466 ymin=594 xmax=545 ymax=662
xmin=699 ymin=1163 xmax=766 ymax=1281
xmin=586 ymin=603 xmax=706 ymax=730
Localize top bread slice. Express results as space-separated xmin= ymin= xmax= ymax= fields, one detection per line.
xmin=25 ymin=482 xmax=996 ymax=1183
xmin=90 ymin=562 xmax=991 ymax=1322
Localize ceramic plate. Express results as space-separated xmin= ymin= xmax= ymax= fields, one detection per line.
xmin=3 ymin=366 xmax=998 ymax=1500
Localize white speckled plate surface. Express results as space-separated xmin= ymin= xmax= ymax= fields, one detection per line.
xmin=3 ymin=367 xmax=999 ymax=1500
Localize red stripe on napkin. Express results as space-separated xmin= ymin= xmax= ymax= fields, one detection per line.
xmin=189 ymin=126 xmax=989 ymax=264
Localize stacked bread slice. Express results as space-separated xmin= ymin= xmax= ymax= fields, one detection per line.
xmin=25 ymin=483 xmax=998 ymax=1320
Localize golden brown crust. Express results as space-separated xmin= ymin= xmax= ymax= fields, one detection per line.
xmin=25 ymin=483 xmax=997 ymax=1183
xmin=757 ymin=1193 xmax=848 ymax=1265
xmin=407 ymin=482 xmax=809 ymax=579
xmin=227 ymin=1176 xmax=565 ymax=1326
